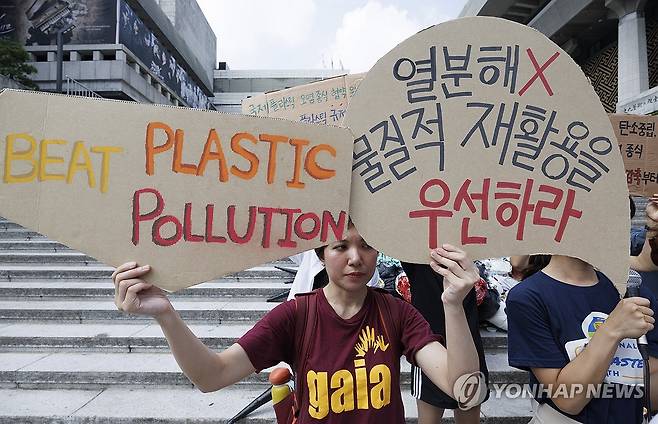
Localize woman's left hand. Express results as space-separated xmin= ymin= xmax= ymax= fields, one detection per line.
xmin=429 ymin=244 xmax=480 ymax=307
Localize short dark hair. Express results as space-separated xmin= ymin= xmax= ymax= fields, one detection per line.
xmin=314 ymin=246 xmax=325 ymax=261
xmin=521 ymin=255 xmax=551 ymax=280
xmin=314 ymin=218 xmax=355 ymax=261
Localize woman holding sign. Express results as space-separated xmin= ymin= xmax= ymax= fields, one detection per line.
xmin=112 ymin=223 xmax=482 ymax=423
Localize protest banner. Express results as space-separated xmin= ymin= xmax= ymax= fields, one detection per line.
xmin=242 ymin=74 xmax=366 ymax=126
xmin=345 ymin=74 xmax=366 ymax=101
xmin=344 ymin=17 xmax=630 ymax=292
xmin=609 ymin=113 xmax=658 ymax=197
xmin=241 ymin=93 xmax=269 ymax=117
xmin=0 ymin=89 xmax=353 ymax=292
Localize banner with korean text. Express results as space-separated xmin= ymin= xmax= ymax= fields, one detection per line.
xmin=345 ymin=17 xmax=630 ymax=291
xmin=610 ymin=113 xmax=658 ymax=197
xmin=242 ymin=74 xmax=365 ymax=126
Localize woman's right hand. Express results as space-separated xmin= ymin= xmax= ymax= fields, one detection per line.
xmin=604 ymin=297 xmax=655 ymax=341
xmin=112 ymin=262 xmax=172 ymax=318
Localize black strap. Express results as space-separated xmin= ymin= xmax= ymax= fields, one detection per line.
xmin=293 ymin=291 xmax=318 ymax=415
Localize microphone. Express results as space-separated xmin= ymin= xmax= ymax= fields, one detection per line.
xmin=626 ymin=269 xmax=649 ymax=358
xmin=627 ymin=269 xmax=653 ymax=420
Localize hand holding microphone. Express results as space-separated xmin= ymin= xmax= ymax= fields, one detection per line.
xmin=625 ymin=270 xmax=654 ymax=358
xmin=605 ymin=271 xmax=654 ymax=354
xmin=624 ymin=270 xmax=655 ymax=420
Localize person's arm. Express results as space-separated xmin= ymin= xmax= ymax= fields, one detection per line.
xmin=530 ymin=297 xmax=654 ymax=415
xmin=630 ymin=238 xmax=658 ymax=272
xmin=415 ymin=244 xmax=480 ymax=397
xmin=631 ymin=195 xmax=658 ymax=272
xmin=113 ymin=262 xmax=255 ymax=392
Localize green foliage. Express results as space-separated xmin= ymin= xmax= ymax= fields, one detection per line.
xmin=0 ymin=39 xmax=39 ymax=90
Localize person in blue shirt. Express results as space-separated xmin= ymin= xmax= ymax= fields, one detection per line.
xmin=507 ymin=195 xmax=658 ymax=423
xmin=507 ymin=254 xmax=658 ymax=423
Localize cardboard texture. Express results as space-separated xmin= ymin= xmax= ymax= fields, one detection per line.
xmin=0 ymin=89 xmax=353 ymax=292
xmin=344 ymin=17 xmax=631 ymax=292
xmin=609 ymin=113 xmax=658 ymax=196
xmin=242 ymin=74 xmax=366 ymax=126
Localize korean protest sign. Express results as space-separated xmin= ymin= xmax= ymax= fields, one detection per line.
xmin=345 ymin=17 xmax=630 ymax=292
xmin=0 ymin=90 xmax=353 ymax=292
xmin=609 ymin=114 xmax=658 ymax=197
xmin=242 ymin=74 xmax=366 ymax=126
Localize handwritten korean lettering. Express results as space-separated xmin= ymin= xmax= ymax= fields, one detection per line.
xmin=409 ymin=177 xmax=583 ymax=248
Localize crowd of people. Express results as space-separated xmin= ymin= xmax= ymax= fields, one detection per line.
xmin=111 ymin=196 xmax=658 ymax=423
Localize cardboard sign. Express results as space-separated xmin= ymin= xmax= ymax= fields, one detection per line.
xmin=609 ymin=114 xmax=658 ymax=196
xmin=0 ymin=89 xmax=353 ymax=292
xmin=344 ymin=17 xmax=630 ymax=291
xmin=241 ymin=93 xmax=269 ymax=117
xmin=242 ymin=74 xmax=366 ymax=126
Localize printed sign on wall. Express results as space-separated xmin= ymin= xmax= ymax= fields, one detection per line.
xmin=0 ymin=0 xmax=117 ymax=44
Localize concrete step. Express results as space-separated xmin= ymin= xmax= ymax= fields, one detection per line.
xmin=0 ymin=297 xmax=509 ymax=343
xmin=0 ymin=265 xmax=295 ymax=281
xmin=0 ymin=350 xmax=521 ymax=389
xmin=481 ymin=328 xmax=508 ymax=349
xmin=0 ymin=322 xmax=508 ymax=352
xmin=0 ymin=246 xmax=297 ymax=266
xmin=0 ymin=322 xmax=254 ymax=352
xmin=0 ymin=251 xmax=99 ymax=264
xmin=0 ymin=240 xmax=71 ymax=251
xmin=0 ymin=228 xmax=45 ymax=240
xmin=0 ymin=299 xmax=278 ymax=323
xmin=0 ymin=280 xmax=291 ymax=298
xmin=0 ymin=386 xmax=534 ymax=423
xmin=0 ymin=222 xmax=26 ymax=230
xmin=0 ymin=265 xmax=115 ymax=280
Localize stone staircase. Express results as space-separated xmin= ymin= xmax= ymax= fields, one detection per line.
xmin=0 ymin=217 xmax=532 ymax=423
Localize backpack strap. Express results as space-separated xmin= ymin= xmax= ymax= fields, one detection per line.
xmin=371 ymin=288 xmax=401 ymax=346
xmin=293 ymin=290 xmax=319 ymax=414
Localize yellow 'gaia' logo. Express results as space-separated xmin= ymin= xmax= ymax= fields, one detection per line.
xmin=306 ymin=325 xmax=392 ymax=419
xmin=355 ymin=325 xmax=390 ymax=357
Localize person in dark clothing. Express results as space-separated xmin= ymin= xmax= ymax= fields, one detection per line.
xmin=401 ymin=262 xmax=490 ymax=424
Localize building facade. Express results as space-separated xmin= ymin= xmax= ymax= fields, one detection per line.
xmin=460 ymin=0 xmax=658 ymax=115
xmin=0 ymin=1 xmax=351 ymax=113
xmin=0 ymin=0 xmax=216 ymax=109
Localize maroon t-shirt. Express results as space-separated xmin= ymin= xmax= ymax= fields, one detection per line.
xmin=237 ymin=288 xmax=441 ymax=423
